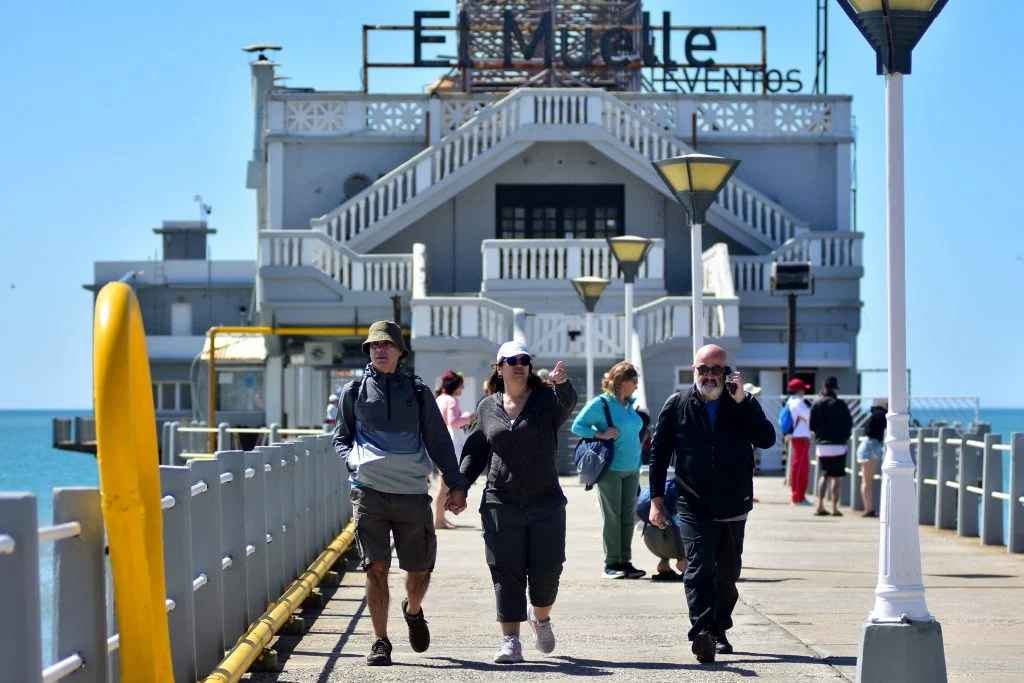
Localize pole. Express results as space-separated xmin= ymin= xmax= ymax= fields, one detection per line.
xmin=690 ymin=221 xmax=704 ymax=358
xmin=207 ymin=330 xmax=216 ymax=452
xmin=871 ymin=71 xmax=931 ymax=623
xmin=623 ymin=280 xmax=634 ymax=365
xmin=787 ymin=292 xmax=797 ymax=382
xmin=585 ymin=311 xmax=594 ymax=399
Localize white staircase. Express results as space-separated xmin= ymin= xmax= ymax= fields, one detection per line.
xmin=311 ymin=88 xmax=809 ymax=253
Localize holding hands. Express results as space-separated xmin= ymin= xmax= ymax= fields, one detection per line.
xmin=445 ymin=488 xmax=468 ymax=514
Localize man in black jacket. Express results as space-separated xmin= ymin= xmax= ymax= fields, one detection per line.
xmin=649 ymin=344 xmax=776 ymax=664
xmin=809 ymin=376 xmax=854 ymax=517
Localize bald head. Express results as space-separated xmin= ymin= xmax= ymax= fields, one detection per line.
xmin=694 ymin=344 xmax=727 ymax=366
xmin=693 ymin=344 xmax=729 ymax=400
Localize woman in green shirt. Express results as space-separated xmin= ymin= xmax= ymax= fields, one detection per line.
xmin=571 ymin=361 xmax=646 ymax=580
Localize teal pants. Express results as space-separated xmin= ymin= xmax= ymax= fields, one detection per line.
xmin=597 ymin=469 xmax=640 ymax=566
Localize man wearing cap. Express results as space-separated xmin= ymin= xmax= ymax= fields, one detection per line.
xmin=785 ymin=378 xmax=813 ymax=505
xmin=810 ymin=376 xmax=853 ymax=517
xmin=333 ymin=320 xmax=468 ymax=667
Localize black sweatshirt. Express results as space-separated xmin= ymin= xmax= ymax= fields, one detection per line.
xmin=460 ymin=381 xmax=578 ymax=507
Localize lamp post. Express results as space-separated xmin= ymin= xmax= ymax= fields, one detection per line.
xmin=652 ymin=153 xmax=740 ymax=358
xmin=571 ymin=276 xmax=611 ymax=399
xmin=607 ymin=236 xmax=653 ymax=367
xmin=837 ymin=2 xmax=949 ymax=681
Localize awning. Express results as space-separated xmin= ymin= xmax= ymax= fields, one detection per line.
xmin=201 ymin=334 xmax=267 ymax=362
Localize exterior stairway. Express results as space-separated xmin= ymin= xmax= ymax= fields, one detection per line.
xmin=311 ymin=88 xmax=809 ymax=254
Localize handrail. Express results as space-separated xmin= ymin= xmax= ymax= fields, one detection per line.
xmin=93 ymin=282 xmax=175 ymax=680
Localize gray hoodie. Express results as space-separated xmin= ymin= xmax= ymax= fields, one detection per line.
xmin=333 ymin=363 xmax=467 ymax=495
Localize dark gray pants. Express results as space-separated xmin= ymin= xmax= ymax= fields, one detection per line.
xmin=481 ymin=502 xmax=566 ymax=623
xmin=677 ymin=511 xmax=746 ymax=641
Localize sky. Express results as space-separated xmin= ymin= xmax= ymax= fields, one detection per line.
xmin=0 ymin=1 xmax=1020 ymax=409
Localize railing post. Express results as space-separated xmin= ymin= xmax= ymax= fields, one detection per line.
xmin=957 ymin=437 xmax=980 ymax=538
xmin=481 ymin=242 xmax=499 ymax=282
xmin=586 ymin=92 xmax=603 ymax=126
xmin=512 ymin=308 xmax=527 ymax=344
xmin=159 ymin=466 xmax=198 ymax=683
xmin=0 ymin=493 xmax=42 ymax=683
xmin=850 ymin=428 xmax=863 ymax=511
xmin=217 ymin=422 xmax=230 ymax=452
xmin=257 ymin=446 xmax=287 ymax=598
xmin=981 ymin=433 xmax=1005 ymax=546
xmin=807 ymin=452 xmax=818 ymax=500
xmin=269 ymin=423 xmax=280 ymax=445
xmin=278 ymin=444 xmax=299 ymax=582
xmin=243 ymin=450 xmax=270 ymax=623
xmin=216 ymin=451 xmax=248 ymax=646
xmin=165 ymin=421 xmax=179 ymax=466
xmin=1009 ymin=433 xmax=1024 ymax=553
xmin=917 ymin=430 xmax=936 ymax=526
xmin=53 ymin=488 xmax=107 ymax=683
xmin=840 ymin=429 xmax=856 ymax=507
xmin=935 ymin=427 xmax=957 ymax=530
xmin=187 ymin=459 xmax=226 ymax=677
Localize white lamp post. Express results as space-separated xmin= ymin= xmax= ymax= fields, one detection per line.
xmin=571 ymin=276 xmax=611 ymax=399
xmin=837 ymin=2 xmax=949 ymax=681
xmin=652 ymin=153 xmax=740 ymax=358
xmin=607 ymin=236 xmax=653 ymax=367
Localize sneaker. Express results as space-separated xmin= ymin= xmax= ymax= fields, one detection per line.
xmin=494 ymin=634 xmax=524 ymax=664
xmin=527 ymin=605 xmax=556 ymax=654
xmin=602 ymin=564 xmax=625 ymax=579
xmin=691 ymin=630 xmax=716 ymax=664
xmin=620 ymin=562 xmax=647 ymax=580
xmin=401 ymin=598 xmax=430 ymax=653
xmin=716 ymin=632 xmax=733 ymax=655
xmin=366 ymin=637 xmax=392 ymax=666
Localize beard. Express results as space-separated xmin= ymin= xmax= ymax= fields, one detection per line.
xmin=697 ymin=378 xmax=724 ymax=401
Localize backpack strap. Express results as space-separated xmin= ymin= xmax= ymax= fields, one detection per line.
xmin=600 ymin=396 xmax=615 ymax=430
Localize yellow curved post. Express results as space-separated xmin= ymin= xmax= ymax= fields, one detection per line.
xmin=94 ymin=282 xmax=174 ymax=681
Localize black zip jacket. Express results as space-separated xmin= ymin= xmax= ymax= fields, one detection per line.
xmin=809 ymin=392 xmax=854 ymax=445
xmin=460 ymin=381 xmax=577 ymax=507
xmin=649 ymin=387 xmax=776 ymax=519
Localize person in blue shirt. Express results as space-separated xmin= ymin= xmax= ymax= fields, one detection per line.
xmin=571 ymin=361 xmax=646 ymax=580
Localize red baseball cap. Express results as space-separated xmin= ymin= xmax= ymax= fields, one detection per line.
xmin=787 ymin=378 xmax=810 ymax=393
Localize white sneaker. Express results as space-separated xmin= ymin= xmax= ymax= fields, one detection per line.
xmin=527 ymin=605 xmax=556 ymax=654
xmin=494 ymin=635 xmax=524 ymax=663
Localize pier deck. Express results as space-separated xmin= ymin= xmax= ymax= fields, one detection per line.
xmin=245 ymin=476 xmax=1024 ymax=682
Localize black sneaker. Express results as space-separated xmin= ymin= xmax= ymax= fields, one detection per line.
xmin=691 ymin=630 xmax=716 ymax=664
xmin=620 ymin=562 xmax=647 ymax=580
xmin=401 ymin=598 xmax=431 ymax=652
xmin=716 ymin=632 xmax=733 ymax=655
xmin=367 ymin=637 xmax=392 ymax=666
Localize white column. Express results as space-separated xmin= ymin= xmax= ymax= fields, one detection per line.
xmin=691 ymin=222 xmax=704 ymax=357
xmin=870 ymin=72 xmax=932 ymax=624
xmin=623 ymin=281 xmax=634 ymax=364
xmin=585 ymin=312 xmax=594 ymax=400
xmin=266 ymin=141 xmax=285 ymax=230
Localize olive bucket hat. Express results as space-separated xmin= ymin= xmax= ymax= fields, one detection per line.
xmin=361 ymin=320 xmax=408 ymax=358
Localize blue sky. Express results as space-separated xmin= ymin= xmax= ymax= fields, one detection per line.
xmin=0 ymin=1 xmax=1020 ymax=409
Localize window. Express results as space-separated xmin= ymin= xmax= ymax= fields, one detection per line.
xmin=152 ymin=381 xmax=192 ymax=412
xmin=217 ymin=369 xmax=265 ymax=412
xmin=496 ymin=185 xmax=625 ymax=239
xmin=171 ymin=302 xmax=192 ymax=336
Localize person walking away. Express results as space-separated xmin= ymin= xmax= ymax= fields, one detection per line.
xmin=434 ymin=369 xmax=474 ymax=529
xmin=785 ymin=379 xmax=813 ymax=505
xmin=648 ymin=344 xmax=776 ymax=664
xmin=324 ymin=393 xmax=339 ymax=432
xmin=856 ymin=402 xmax=887 ymax=517
xmin=571 ymin=361 xmax=646 ymax=579
xmin=810 ymin=376 xmax=853 ymax=517
xmin=460 ymin=343 xmax=577 ymax=664
xmin=333 ymin=321 xmax=468 ymax=667
xmin=636 ymin=480 xmax=687 ymax=581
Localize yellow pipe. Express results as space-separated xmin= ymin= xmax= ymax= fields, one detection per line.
xmin=205 ymin=325 xmax=379 ymax=448
xmin=204 ymin=520 xmax=357 ymax=683
xmin=93 ymin=283 xmax=174 ymax=681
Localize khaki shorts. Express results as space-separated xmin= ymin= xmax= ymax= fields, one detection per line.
xmin=351 ymin=486 xmax=437 ymax=572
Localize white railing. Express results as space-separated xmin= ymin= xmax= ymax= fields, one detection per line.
xmin=732 ymin=231 xmax=864 ymax=293
xmin=259 ymin=230 xmax=412 ymax=292
xmin=410 ymin=296 xmax=515 ymax=345
xmin=312 ymin=88 xmax=814 ymax=249
xmin=481 ymin=238 xmax=664 ymax=285
xmin=525 ymin=313 xmax=624 ymax=358
xmin=633 ymin=296 xmax=740 ymax=346
xmin=277 ymin=93 xmax=428 ymax=137
xmin=702 ymin=243 xmax=735 ymax=298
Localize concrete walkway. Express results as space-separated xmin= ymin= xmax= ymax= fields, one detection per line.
xmin=246 ymin=475 xmax=1024 ymax=682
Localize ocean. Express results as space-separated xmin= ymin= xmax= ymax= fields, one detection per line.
xmin=3 ymin=407 xmax=1023 ymax=666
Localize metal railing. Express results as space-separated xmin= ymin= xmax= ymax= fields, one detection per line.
xmin=0 ymin=434 xmax=351 ymax=682
xmin=161 ymin=422 xmax=329 ymax=466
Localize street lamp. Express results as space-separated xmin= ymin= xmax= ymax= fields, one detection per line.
xmin=653 ymin=153 xmax=740 ymax=358
xmin=607 ymin=236 xmax=653 ymax=367
xmin=837 ymin=2 xmax=949 ymax=682
xmin=571 ymin=276 xmax=611 ymax=399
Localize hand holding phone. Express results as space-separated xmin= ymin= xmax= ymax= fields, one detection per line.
xmin=725 ymin=367 xmax=743 ymax=402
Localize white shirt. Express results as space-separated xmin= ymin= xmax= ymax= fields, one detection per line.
xmin=817 ymin=444 xmax=848 ymax=457
xmin=787 ymin=396 xmax=812 ymax=439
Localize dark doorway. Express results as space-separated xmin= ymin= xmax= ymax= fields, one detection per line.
xmin=496 ymin=185 xmax=625 ymax=239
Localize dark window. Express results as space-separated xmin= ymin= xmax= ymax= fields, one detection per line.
xmin=179 ymin=383 xmax=192 ymax=411
xmin=161 ymin=384 xmax=176 ymax=412
xmin=496 ymin=185 xmax=625 ymax=239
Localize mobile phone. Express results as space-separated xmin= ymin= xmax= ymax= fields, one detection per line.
xmin=724 ymin=366 xmax=738 ymax=394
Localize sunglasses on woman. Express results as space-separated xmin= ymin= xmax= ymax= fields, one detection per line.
xmin=501 ymin=355 xmax=532 ymax=367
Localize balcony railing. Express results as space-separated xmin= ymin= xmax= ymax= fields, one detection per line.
xmin=259 ymin=230 xmax=412 ymax=292
xmin=732 ymin=231 xmax=863 ymax=293
xmin=481 ymin=238 xmax=665 ymax=288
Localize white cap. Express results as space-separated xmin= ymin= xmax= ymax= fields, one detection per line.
xmin=496 ymin=340 xmax=531 ymax=362
xmin=328 ymin=394 xmax=339 ymax=402
xmin=742 ymin=382 xmax=761 ymax=397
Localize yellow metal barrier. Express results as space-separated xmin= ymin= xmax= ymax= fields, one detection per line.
xmin=93 ymin=282 xmax=174 ymax=680
xmin=204 ymin=520 xmax=357 ymax=683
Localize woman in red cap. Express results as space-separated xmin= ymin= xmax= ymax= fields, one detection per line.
xmin=785 ymin=378 xmax=813 ymax=504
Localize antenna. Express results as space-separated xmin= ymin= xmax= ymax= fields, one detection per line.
xmin=193 ymin=194 xmax=213 ymax=224
xmin=813 ymin=0 xmax=829 ymax=94
xmin=242 ymin=44 xmax=282 ymax=62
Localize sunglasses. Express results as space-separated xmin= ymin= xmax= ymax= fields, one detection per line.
xmin=695 ymin=364 xmax=731 ymax=377
xmin=501 ymin=355 xmax=532 ymax=367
